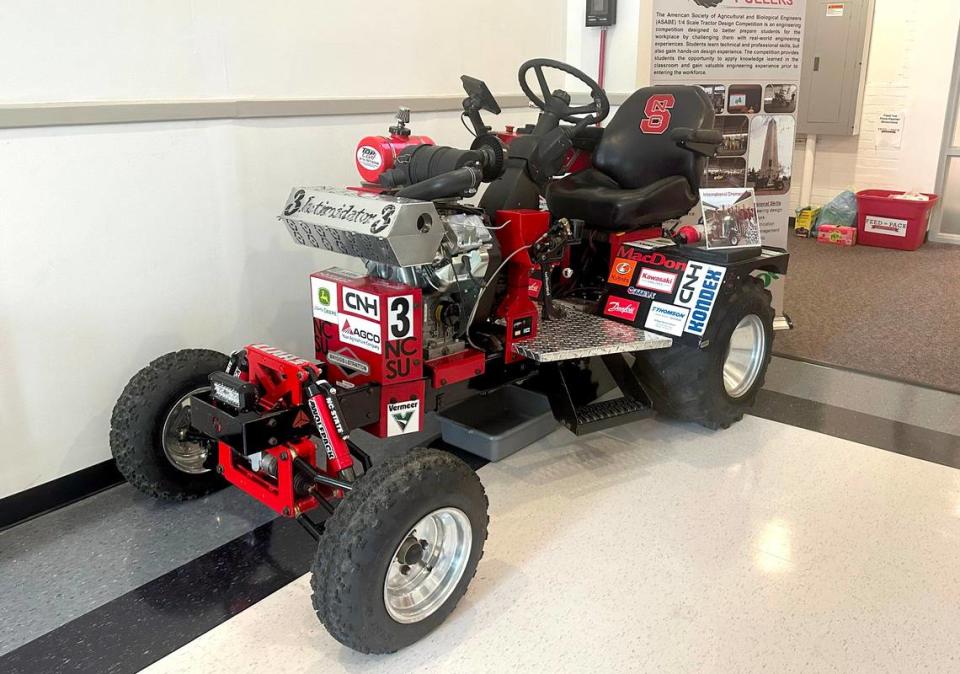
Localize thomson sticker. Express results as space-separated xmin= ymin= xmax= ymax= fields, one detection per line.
xmin=311 ymin=277 xmax=338 ymax=322
xmin=674 ymin=262 xmax=727 ymax=336
xmin=387 ymin=399 xmax=420 ymax=436
xmin=338 ymin=314 xmax=382 ymax=354
xmin=644 ymin=301 xmax=689 ymax=337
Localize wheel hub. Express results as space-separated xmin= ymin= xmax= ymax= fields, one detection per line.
xmin=384 ymin=507 xmax=472 ymax=624
xmin=160 ymin=387 xmax=211 ymax=474
xmin=722 ymin=314 xmax=766 ymax=398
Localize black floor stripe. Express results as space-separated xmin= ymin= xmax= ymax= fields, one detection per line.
xmin=752 ymin=390 xmax=960 ymax=470
xmin=3 ymin=397 xmax=957 ymax=673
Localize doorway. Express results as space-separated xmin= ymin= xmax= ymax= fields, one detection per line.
xmin=932 ymin=28 xmax=960 ymax=243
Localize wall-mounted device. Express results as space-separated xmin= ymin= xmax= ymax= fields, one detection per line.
xmin=798 ymin=0 xmax=876 ymax=136
xmin=585 ymin=0 xmax=616 ymax=27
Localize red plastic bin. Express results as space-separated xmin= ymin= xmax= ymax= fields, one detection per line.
xmin=855 ymin=189 xmax=939 ymax=251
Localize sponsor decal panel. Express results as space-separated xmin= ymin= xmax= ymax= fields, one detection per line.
xmin=326 ymin=349 xmax=370 ymax=377
xmin=636 ymin=267 xmax=678 ymax=294
xmin=627 ymin=286 xmax=658 ymax=300
xmin=607 ymin=258 xmax=637 ymax=286
xmin=644 ymin=301 xmax=689 ymax=337
xmin=341 ymin=287 xmax=381 ymax=321
xmin=337 ymin=314 xmax=383 ymax=354
xmin=387 ymin=295 xmax=414 ymax=340
xmin=311 ymin=277 xmax=338 ymax=322
xmin=673 ymin=261 xmax=727 ymax=336
xmin=603 ymin=296 xmax=641 ymax=321
xmin=864 ymin=215 xmax=908 ymax=238
xmin=387 ymin=399 xmax=421 ymax=436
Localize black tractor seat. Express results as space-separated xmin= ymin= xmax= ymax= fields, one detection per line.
xmin=546 ymin=85 xmax=721 ymax=232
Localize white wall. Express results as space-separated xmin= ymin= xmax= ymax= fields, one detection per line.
xmin=0 ymin=1 xmax=560 ymax=498
xmin=789 ymin=0 xmax=960 ymax=210
xmin=564 ymin=0 xmax=643 ymax=94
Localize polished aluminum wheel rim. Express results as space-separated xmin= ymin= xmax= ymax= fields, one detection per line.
xmin=723 ymin=314 xmax=766 ymax=398
xmin=160 ymin=387 xmax=210 ymax=474
xmin=384 ymin=507 xmax=472 ymax=624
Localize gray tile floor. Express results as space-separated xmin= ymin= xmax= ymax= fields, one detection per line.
xmin=1 ymin=357 xmax=957 ymax=659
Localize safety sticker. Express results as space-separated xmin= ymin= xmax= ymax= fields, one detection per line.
xmin=311 ymin=277 xmax=338 ymax=323
xmin=387 ymin=399 xmax=420 ymax=436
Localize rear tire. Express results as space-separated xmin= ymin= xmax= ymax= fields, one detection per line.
xmin=632 ymin=277 xmax=773 ymax=429
xmin=311 ymin=447 xmax=488 ymax=654
xmin=110 ymin=349 xmax=229 ymax=500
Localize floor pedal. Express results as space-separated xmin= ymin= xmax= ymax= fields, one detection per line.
xmin=567 ymin=396 xmax=652 ymax=435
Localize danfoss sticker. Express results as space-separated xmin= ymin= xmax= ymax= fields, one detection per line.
xmin=674 ymin=261 xmax=727 ymax=336
xmin=337 ymin=314 xmax=382 ymax=354
xmin=603 ymin=296 xmax=641 ymax=321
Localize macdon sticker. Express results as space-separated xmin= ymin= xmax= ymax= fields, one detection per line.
xmin=387 ymin=399 xmax=421 ymax=436
xmin=603 ymin=296 xmax=641 ymax=321
xmin=636 ymin=267 xmax=678 ymax=294
xmin=387 ymin=295 xmax=414 ymax=340
xmin=674 ymin=261 xmax=727 ymax=336
xmin=644 ymin=301 xmax=689 ymax=337
xmin=311 ymin=277 xmax=338 ymax=323
xmin=337 ymin=314 xmax=382 ymax=354
xmin=617 ymin=247 xmax=688 ymax=272
xmin=607 ymin=258 xmax=637 ymax=286
xmin=341 ymin=287 xmax=381 ymax=321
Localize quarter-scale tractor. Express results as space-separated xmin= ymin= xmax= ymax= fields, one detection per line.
xmin=110 ymin=59 xmax=788 ymax=653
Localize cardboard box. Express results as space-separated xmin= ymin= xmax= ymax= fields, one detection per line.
xmin=817 ymin=224 xmax=857 ymax=246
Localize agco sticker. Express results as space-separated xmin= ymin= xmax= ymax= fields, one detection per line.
xmin=607 ymin=258 xmax=637 ymax=286
xmin=337 ymin=314 xmax=382 ymax=354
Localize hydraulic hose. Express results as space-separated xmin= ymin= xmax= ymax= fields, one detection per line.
xmin=395 ymin=166 xmax=482 ymax=201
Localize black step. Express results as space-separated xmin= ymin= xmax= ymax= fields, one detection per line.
xmin=566 ymin=396 xmax=652 ymax=435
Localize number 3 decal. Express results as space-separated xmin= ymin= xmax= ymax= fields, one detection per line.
xmin=639 ymin=94 xmax=676 ymax=135
xmin=388 ymin=295 xmax=414 ymax=340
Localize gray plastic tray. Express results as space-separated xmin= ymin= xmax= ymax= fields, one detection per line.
xmin=437 ymin=386 xmax=557 ymax=462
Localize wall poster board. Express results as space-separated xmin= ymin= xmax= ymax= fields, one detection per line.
xmin=651 ymin=0 xmax=806 ymax=308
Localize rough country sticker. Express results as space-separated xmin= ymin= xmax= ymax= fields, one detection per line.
xmin=342 ymin=287 xmax=380 ymax=321
xmin=636 ymin=267 xmax=678 ymax=294
xmin=864 ymin=215 xmax=908 ymax=237
xmin=387 ymin=295 xmax=414 ymax=340
xmin=644 ymin=301 xmax=689 ymax=337
xmin=674 ymin=261 xmax=727 ymax=336
xmin=311 ymin=277 xmax=338 ymax=322
xmin=607 ymin=258 xmax=637 ymax=286
xmin=387 ymin=399 xmax=421 ymax=436
xmin=356 ymin=145 xmax=383 ymax=171
xmin=326 ymin=349 xmax=370 ymax=377
xmin=338 ymin=314 xmax=382 ymax=354
xmin=603 ymin=296 xmax=641 ymax=321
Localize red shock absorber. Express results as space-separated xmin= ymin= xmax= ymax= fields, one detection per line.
xmin=304 ymin=378 xmax=355 ymax=480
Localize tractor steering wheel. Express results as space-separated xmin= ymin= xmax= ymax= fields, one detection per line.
xmin=518 ymin=58 xmax=610 ymax=125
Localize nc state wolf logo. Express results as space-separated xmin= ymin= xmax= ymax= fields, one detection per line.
xmin=639 ymin=94 xmax=676 ymax=135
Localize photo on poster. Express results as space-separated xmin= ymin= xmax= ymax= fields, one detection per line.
xmin=764 ymin=84 xmax=798 ymax=113
xmin=700 ymin=188 xmax=762 ymax=249
xmin=714 ymin=115 xmax=749 ymax=156
xmin=704 ymin=157 xmax=746 ymax=188
xmin=699 ymin=84 xmax=726 ymax=114
xmin=727 ymin=85 xmax=762 ymax=114
xmin=747 ymin=115 xmax=795 ymax=195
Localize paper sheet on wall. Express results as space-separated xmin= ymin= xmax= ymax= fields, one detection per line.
xmin=651 ymin=0 xmax=806 ymax=313
xmin=876 ymin=112 xmax=904 ymax=150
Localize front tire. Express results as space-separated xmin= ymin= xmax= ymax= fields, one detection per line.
xmin=110 ymin=349 xmax=229 ymax=500
xmin=633 ymin=277 xmax=773 ymax=429
xmin=312 ymin=448 xmax=488 ymax=654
